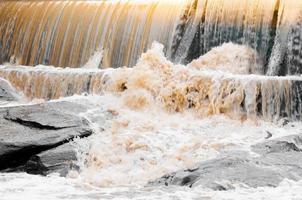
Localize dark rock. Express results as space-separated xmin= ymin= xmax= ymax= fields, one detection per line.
xmin=281 ymin=118 xmax=290 ymax=126
xmin=0 ymin=101 xmax=93 ymax=173
xmin=26 ymin=143 xmax=78 ymax=176
xmin=0 ymin=78 xmax=20 ymax=102
xmin=265 ymin=131 xmax=273 ymax=139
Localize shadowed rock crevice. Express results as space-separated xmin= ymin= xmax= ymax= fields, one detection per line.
xmin=25 ymin=143 xmax=80 ymax=176
xmin=3 ymin=117 xmax=78 ymax=130
xmin=0 ymin=101 xmax=94 ymax=175
xmin=0 ymin=132 xmax=89 ymax=172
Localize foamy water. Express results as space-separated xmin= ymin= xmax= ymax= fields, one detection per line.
xmin=62 ymin=94 xmax=301 ymax=187
xmin=1 ymin=171 xmax=302 ymax=200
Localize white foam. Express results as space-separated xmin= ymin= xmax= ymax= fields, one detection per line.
xmin=56 ymin=94 xmax=301 ymax=187
xmin=1 ymin=172 xmax=302 ymax=200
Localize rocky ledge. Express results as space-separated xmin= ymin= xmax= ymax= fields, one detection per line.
xmin=150 ymin=134 xmax=302 ymax=190
xmin=0 ymin=101 xmax=93 ymax=176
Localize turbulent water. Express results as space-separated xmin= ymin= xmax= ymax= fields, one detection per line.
xmin=0 ymin=42 xmax=301 ymax=199
xmin=0 ymin=86 xmax=302 ymax=200
xmin=0 ymin=0 xmax=302 ymax=199
xmin=2 ymin=173 xmax=302 ymax=200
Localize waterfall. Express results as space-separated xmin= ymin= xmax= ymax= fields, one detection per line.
xmin=171 ymin=0 xmax=302 ymax=76
xmin=0 ymin=0 xmax=187 ymax=68
xmin=0 ymin=0 xmax=302 ymax=75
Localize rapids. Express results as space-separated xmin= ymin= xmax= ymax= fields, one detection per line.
xmin=0 ymin=42 xmax=301 ymax=199
xmin=0 ymin=0 xmax=302 ymax=199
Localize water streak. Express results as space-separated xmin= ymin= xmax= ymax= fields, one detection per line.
xmin=1 ymin=0 xmax=302 ymax=75
xmin=0 ymin=0 xmax=186 ymax=68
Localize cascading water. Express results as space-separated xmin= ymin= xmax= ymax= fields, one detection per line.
xmin=0 ymin=0 xmax=186 ymax=68
xmin=0 ymin=1 xmax=302 ymax=200
xmin=170 ymin=0 xmax=302 ymax=76
xmin=0 ymin=0 xmax=302 ymax=75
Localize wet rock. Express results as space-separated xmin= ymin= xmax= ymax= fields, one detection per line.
xmin=25 ymin=143 xmax=78 ymax=176
xmin=0 ymin=78 xmax=20 ymax=102
xmin=265 ymin=131 xmax=273 ymax=139
xmin=0 ymin=101 xmax=93 ymax=172
xmin=251 ymin=135 xmax=302 ymax=180
xmin=153 ymin=135 xmax=302 ymax=190
xmin=151 ymin=155 xmax=283 ymax=190
xmin=252 ymin=135 xmax=302 ymax=155
xmin=257 ymin=152 xmax=302 ymax=180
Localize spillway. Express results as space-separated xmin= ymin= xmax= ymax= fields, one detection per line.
xmin=0 ymin=0 xmax=301 ymax=76
xmin=0 ymin=0 xmax=186 ymax=68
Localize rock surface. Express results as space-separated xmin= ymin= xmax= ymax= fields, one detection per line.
xmin=251 ymin=135 xmax=302 ymax=155
xmin=0 ymin=101 xmax=93 ymax=174
xmin=151 ymin=135 xmax=302 ymax=190
xmin=25 ymin=143 xmax=78 ymax=176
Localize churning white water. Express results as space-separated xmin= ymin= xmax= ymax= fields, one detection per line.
xmin=1 ymin=172 xmax=302 ymax=200
xmin=1 ymin=92 xmax=302 ymax=200
xmin=0 ymin=42 xmax=301 ymax=199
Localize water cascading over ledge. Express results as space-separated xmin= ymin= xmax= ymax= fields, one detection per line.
xmin=170 ymin=0 xmax=302 ymax=76
xmin=0 ymin=0 xmax=186 ymax=68
xmin=0 ymin=0 xmax=301 ymax=122
xmin=0 ymin=0 xmax=302 ymax=75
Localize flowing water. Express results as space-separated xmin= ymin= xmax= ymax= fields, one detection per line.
xmin=0 ymin=0 xmax=302 ymax=75
xmin=0 ymin=0 xmax=302 ymax=200
xmin=0 ymin=42 xmax=301 ymax=200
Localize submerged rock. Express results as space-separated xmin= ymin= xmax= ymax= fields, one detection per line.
xmin=0 ymin=101 xmax=93 ymax=174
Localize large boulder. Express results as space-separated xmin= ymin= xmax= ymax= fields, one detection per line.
xmin=151 ymin=135 xmax=302 ymax=190
xmin=0 ymin=101 xmax=93 ymax=173
xmin=151 ymin=154 xmax=283 ymax=190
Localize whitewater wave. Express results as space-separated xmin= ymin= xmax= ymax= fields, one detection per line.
xmin=0 ymin=42 xmax=301 ymax=190
xmin=45 ymin=42 xmax=299 ymax=187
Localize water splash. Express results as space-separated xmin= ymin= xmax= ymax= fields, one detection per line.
xmin=1 ymin=42 xmax=300 ymax=120
xmin=82 ymin=49 xmax=103 ymax=69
